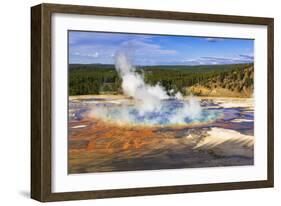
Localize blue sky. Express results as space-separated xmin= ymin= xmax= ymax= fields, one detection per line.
xmin=69 ymin=31 xmax=254 ymax=66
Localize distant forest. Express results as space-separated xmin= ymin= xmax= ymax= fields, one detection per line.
xmin=68 ymin=63 xmax=253 ymax=96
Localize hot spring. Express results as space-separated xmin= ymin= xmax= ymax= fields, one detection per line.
xmin=90 ymin=99 xmax=223 ymax=126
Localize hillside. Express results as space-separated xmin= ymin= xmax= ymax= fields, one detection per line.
xmin=188 ymin=66 xmax=254 ymax=97
xmin=68 ymin=63 xmax=254 ymax=97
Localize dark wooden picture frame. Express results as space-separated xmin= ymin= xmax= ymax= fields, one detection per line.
xmin=31 ymin=3 xmax=274 ymax=202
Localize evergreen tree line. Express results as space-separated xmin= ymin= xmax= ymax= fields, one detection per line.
xmin=68 ymin=63 xmax=253 ymax=96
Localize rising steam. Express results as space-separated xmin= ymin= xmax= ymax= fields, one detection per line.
xmin=115 ymin=51 xmax=169 ymax=113
xmin=90 ymin=51 xmax=202 ymax=126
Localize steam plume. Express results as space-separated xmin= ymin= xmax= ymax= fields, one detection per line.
xmin=115 ymin=51 xmax=169 ymax=113
xmin=90 ymin=51 xmax=202 ymax=125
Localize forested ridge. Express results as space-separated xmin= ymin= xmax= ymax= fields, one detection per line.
xmin=69 ymin=63 xmax=254 ymax=97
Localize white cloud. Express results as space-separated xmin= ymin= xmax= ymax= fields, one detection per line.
xmin=73 ymin=51 xmax=99 ymax=58
xmin=182 ymin=55 xmax=253 ymax=65
xmin=205 ymin=37 xmax=224 ymax=42
xmin=87 ymin=52 xmax=99 ymax=58
xmin=121 ymin=39 xmax=177 ymax=56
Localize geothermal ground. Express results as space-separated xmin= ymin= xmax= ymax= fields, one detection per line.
xmin=68 ymin=95 xmax=254 ymax=174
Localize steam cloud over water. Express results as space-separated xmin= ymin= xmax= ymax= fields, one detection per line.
xmin=90 ymin=51 xmax=207 ymax=126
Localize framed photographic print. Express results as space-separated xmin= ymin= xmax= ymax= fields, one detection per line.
xmin=31 ymin=3 xmax=274 ymax=202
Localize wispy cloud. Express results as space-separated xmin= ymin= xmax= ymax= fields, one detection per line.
xmin=121 ymin=40 xmax=177 ymax=55
xmin=182 ymin=55 xmax=253 ymax=65
xmin=205 ymin=37 xmax=224 ymax=43
xmin=239 ymin=54 xmax=254 ymax=61
xmin=73 ymin=51 xmax=99 ymax=58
